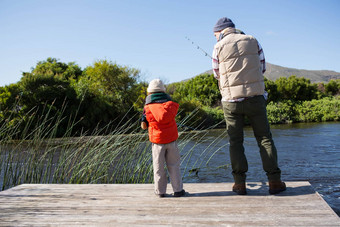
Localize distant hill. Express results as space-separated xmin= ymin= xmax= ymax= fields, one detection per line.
xmin=202 ymin=63 xmax=340 ymax=83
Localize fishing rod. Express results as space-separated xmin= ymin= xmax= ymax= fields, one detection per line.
xmin=185 ymin=29 xmax=245 ymax=59
xmin=185 ymin=36 xmax=213 ymax=59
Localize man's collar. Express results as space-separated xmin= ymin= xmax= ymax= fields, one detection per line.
xmin=221 ymin=27 xmax=236 ymax=36
xmin=219 ymin=27 xmax=237 ymax=41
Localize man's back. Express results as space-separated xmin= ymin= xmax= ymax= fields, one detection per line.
xmin=214 ymin=29 xmax=264 ymax=100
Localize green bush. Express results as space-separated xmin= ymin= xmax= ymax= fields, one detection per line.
xmin=324 ymin=79 xmax=340 ymax=96
xmin=1 ymin=57 xmax=339 ymax=137
xmin=168 ymin=74 xmax=220 ymax=107
xmin=275 ymin=76 xmax=318 ymax=101
xmin=175 ymin=100 xmax=208 ymax=130
xmin=201 ymin=106 xmax=225 ymax=127
xmin=297 ymin=97 xmax=340 ymax=122
xmin=266 ymin=97 xmax=339 ymax=124
xmin=175 ymin=100 xmax=225 ymax=130
xmin=0 ymin=58 xmax=144 ymax=138
xmin=266 ymin=100 xmax=297 ymax=124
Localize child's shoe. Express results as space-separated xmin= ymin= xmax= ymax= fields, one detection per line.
xmin=155 ymin=193 xmax=165 ymax=198
xmin=173 ymin=189 xmax=186 ymax=197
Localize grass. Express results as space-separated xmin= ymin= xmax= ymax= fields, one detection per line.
xmin=0 ymin=106 xmax=229 ymax=191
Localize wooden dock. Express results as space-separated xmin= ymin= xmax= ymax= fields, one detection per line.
xmin=0 ymin=181 xmax=339 ymax=226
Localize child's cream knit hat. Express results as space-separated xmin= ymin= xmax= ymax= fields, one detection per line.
xmin=147 ymin=79 xmax=166 ymax=93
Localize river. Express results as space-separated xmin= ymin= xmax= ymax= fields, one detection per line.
xmin=180 ymin=122 xmax=340 ymax=216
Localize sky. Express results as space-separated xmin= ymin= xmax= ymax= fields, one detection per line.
xmin=1 ymin=0 xmax=340 ymax=86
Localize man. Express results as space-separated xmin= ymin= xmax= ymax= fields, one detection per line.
xmin=212 ymin=17 xmax=286 ymax=195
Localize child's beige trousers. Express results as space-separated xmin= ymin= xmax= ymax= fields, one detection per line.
xmin=152 ymin=141 xmax=183 ymax=195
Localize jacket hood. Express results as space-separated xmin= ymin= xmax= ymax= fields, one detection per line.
xmin=148 ymin=101 xmax=179 ymax=124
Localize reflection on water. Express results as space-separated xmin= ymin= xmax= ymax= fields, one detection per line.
xmin=181 ymin=122 xmax=340 ymax=216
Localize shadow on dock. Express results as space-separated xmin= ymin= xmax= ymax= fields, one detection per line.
xmin=187 ymin=182 xmax=314 ymax=197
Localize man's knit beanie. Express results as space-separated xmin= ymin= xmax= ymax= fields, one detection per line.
xmin=213 ymin=17 xmax=235 ymax=32
xmin=147 ymin=79 xmax=166 ymax=93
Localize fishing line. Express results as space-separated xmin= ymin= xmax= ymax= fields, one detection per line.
xmin=185 ymin=36 xmax=213 ymax=59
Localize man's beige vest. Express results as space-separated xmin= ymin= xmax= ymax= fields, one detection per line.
xmin=214 ymin=29 xmax=265 ymax=100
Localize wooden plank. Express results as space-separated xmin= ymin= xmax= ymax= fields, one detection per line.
xmin=0 ymin=182 xmax=339 ymax=226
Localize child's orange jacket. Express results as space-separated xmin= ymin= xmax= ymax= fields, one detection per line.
xmin=144 ymin=101 xmax=179 ymax=144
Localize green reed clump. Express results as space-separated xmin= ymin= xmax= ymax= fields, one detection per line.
xmin=0 ymin=105 xmax=229 ymax=191
xmin=177 ymin=108 xmax=229 ymax=179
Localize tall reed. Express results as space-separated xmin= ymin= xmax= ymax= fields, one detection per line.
xmin=0 ymin=105 xmax=229 ymax=191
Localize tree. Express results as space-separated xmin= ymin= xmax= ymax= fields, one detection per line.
xmin=80 ymin=60 xmax=141 ymax=112
xmin=264 ymin=77 xmax=279 ymax=102
xmin=0 ymin=84 xmax=23 ymax=133
xmin=325 ymin=79 xmax=340 ymax=96
xmin=0 ymin=84 xmax=22 ymax=113
xmin=169 ymin=74 xmax=221 ymax=106
xmin=24 ymin=57 xmax=83 ymax=81
xmin=275 ymin=76 xmax=318 ymax=101
xmin=18 ymin=74 xmax=79 ymax=136
xmin=1 ymin=58 xmax=148 ymax=137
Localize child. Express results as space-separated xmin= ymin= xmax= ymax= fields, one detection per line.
xmin=141 ymin=79 xmax=185 ymax=198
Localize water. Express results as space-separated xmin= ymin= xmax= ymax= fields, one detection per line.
xmin=180 ymin=122 xmax=340 ymax=216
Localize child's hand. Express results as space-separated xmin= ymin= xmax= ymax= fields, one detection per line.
xmin=141 ymin=122 xmax=148 ymax=130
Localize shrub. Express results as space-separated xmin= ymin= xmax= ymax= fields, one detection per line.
xmin=297 ymin=97 xmax=340 ymax=122
xmin=266 ymin=101 xmax=297 ymax=124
